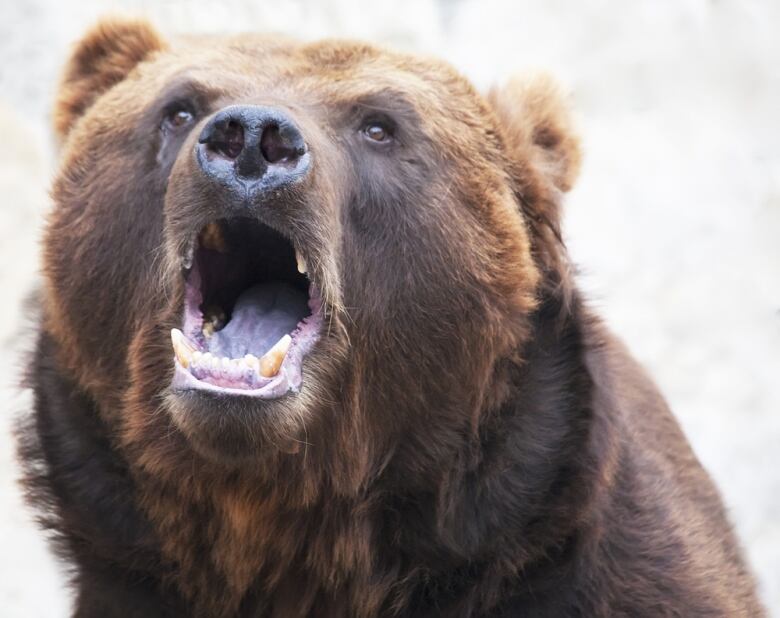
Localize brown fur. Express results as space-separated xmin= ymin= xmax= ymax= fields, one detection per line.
xmin=54 ymin=19 xmax=167 ymax=138
xmin=18 ymin=18 xmax=763 ymax=617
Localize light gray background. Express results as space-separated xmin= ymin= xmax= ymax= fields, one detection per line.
xmin=1 ymin=1 xmax=778 ymax=615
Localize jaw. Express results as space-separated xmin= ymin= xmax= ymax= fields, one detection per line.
xmin=164 ymin=387 xmax=310 ymax=462
xmin=163 ymin=216 xmax=327 ymax=460
xmin=170 ymin=217 xmax=323 ymax=397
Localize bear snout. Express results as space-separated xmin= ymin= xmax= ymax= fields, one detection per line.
xmin=196 ymin=104 xmax=310 ymax=200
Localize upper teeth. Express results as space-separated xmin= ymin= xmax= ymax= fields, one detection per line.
xmin=200 ymin=222 xmax=226 ymax=252
xmin=170 ymin=328 xmax=291 ymax=380
xmin=201 ymin=306 xmax=226 ymax=338
xmin=296 ymin=250 xmax=307 ymax=274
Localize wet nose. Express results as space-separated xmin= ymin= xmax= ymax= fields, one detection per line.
xmin=196 ymin=105 xmax=309 ymax=193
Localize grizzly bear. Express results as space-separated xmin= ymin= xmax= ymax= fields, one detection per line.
xmin=17 ymin=17 xmax=763 ymax=618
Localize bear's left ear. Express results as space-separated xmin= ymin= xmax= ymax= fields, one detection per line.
xmin=488 ymin=73 xmax=581 ymax=196
xmin=54 ymin=18 xmax=167 ymax=139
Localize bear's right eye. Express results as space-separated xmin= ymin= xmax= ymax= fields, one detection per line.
xmin=161 ymin=104 xmax=196 ymax=132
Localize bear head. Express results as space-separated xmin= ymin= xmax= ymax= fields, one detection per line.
xmin=44 ymin=18 xmax=580 ymax=489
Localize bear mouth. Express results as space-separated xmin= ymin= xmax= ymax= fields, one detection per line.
xmin=170 ymin=217 xmax=322 ymax=398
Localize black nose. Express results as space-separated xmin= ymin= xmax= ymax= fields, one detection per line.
xmin=196 ymin=105 xmax=309 ymax=194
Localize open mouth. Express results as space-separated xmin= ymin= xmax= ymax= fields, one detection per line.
xmin=170 ymin=218 xmax=322 ymax=398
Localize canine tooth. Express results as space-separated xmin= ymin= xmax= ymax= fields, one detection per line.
xmin=173 ymin=347 xmax=190 ymax=368
xmin=171 ymin=329 xmax=196 ymax=368
xmin=200 ymin=222 xmax=226 ymax=252
xmin=182 ymin=243 xmax=195 ymax=270
xmin=171 ymin=328 xmax=197 ymax=352
xmin=259 ymin=335 xmax=292 ymax=378
xmin=296 ymin=250 xmax=307 ymax=274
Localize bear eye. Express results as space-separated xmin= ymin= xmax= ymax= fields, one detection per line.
xmin=162 ymin=104 xmax=196 ymax=132
xmin=362 ymin=121 xmax=393 ymax=144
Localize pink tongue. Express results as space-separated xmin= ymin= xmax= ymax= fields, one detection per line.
xmin=207 ymin=282 xmax=308 ymax=359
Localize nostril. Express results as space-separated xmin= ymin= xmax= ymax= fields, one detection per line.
xmin=220 ymin=121 xmax=245 ymax=159
xmin=197 ymin=106 xmax=309 ymax=186
xmin=202 ymin=120 xmax=245 ymax=160
xmin=260 ymin=124 xmax=303 ymax=165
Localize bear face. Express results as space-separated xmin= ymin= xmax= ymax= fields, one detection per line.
xmin=45 ymin=19 xmax=576 ymax=470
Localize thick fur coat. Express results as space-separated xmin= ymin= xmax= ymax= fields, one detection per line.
xmin=18 ymin=18 xmax=762 ymax=617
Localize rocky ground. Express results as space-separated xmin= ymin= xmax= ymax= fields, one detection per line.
xmin=1 ymin=1 xmax=777 ymax=615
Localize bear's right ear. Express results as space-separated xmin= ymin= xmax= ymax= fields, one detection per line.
xmin=487 ymin=73 xmax=581 ymax=285
xmin=487 ymin=73 xmax=581 ymax=196
xmin=54 ymin=18 xmax=166 ymax=139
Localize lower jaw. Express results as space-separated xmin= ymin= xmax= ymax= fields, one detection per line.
xmin=171 ymin=299 xmax=323 ymax=400
xmin=172 ymin=360 xmax=298 ymax=398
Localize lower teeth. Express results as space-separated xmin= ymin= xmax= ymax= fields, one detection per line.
xmin=170 ymin=328 xmax=290 ymax=382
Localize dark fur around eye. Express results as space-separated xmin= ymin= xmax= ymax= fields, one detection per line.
xmin=161 ymin=101 xmax=197 ymax=132
xmin=360 ymin=115 xmax=396 ymax=145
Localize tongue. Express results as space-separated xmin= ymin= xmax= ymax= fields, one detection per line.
xmin=208 ymin=282 xmax=309 ymax=359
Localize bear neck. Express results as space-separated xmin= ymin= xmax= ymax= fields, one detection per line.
xmin=129 ymin=287 xmax=601 ymax=617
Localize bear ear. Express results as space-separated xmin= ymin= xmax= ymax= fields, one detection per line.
xmin=487 ymin=73 xmax=581 ymax=195
xmin=54 ymin=18 xmax=167 ymax=139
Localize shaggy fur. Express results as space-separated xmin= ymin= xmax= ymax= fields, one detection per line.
xmin=18 ymin=18 xmax=762 ymax=617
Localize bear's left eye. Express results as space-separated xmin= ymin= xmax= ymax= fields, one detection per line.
xmin=361 ymin=120 xmax=394 ymax=144
xmin=162 ymin=105 xmax=196 ymax=132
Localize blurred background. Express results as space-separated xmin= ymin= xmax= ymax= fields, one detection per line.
xmin=1 ymin=0 xmax=778 ymax=615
